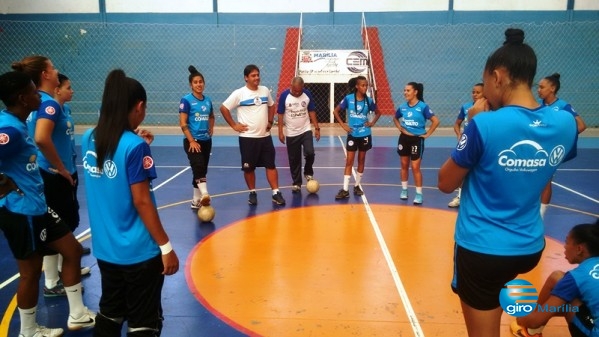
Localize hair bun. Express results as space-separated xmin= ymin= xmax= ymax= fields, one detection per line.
xmin=188 ymin=65 xmax=199 ymax=74
xmin=550 ymin=72 xmax=561 ymax=80
xmin=504 ymin=28 xmax=525 ymax=45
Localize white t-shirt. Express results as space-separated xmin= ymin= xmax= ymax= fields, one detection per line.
xmin=277 ymin=88 xmax=316 ymax=137
xmin=222 ymin=85 xmax=274 ymax=138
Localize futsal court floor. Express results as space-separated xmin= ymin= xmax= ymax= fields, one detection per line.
xmin=1 ymin=127 xmax=597 ymax=337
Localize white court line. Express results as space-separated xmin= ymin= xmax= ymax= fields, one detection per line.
xmin=552 ymin=181 xmax=599 ymax=204
xmin=336 ymin=135 xmax=425 ymax=337
xmin=0 ymin=167 xmax=190 ymax=291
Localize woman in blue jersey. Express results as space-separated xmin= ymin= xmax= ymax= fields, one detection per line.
xmin=438 ymin=28 xmax=578 ymax=337
xmin=332 ymin=75 xmax=381 ymax=199
xmin=14 ymin=56 xmax=88 ymax=298
xmin=512 ymin=219 xmax=599 ymax=337
xmin=0 ymin=71 xmax=93 ymax=337
xmin=179 ymin=65 xmax=214 ymax=209
xmin=394 ymin=82 xmax=440 ymax=204
xmin=537 ymin=73 xmax=587 ymax=218
xmin=82 ymin=69 xmax=179 ymax=337
xmin=448 ymin=83 xmax=483 ymax=208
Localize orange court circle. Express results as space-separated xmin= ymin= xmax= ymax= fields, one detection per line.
xmin=185 ymin=204 xmax=571 ymax=337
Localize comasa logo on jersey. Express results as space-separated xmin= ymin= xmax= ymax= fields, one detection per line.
xmin=26 ymin=155 xmax=38 ymax=172
xmin=590 ymin=264 xmax=599 ymax=279
xmin=0 ymin=133 xmax=9 ymax=145
xmin=45 ymin=106 xmax=56 ymax=115
xmin=497 ymin=140 xmax=565 ymax=172
xmin=143 ymin=156 xmax=154 ymax=170
xmin=83 ymin=151 xmax=103 ymax=177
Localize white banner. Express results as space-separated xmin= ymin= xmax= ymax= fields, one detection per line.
xmin=298 ymin=50 xmax=369 ymax=82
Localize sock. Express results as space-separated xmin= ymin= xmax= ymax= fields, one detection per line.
xmin=457 ymin=187 xmax=461 ymax=198
xmin=19 ymin=306 xmax=37 ymax=336
xmin=343 ymin=175 xmax=350 ymax=191
xmin=416 ymin=187 xmax=423 ymax=194
xmin=272 ymin=189 xmax=279 ymax=195
xmin=355 ymin=172 xmax=363 ymax=187
xmin=249 ymin=189 xmax=256 ymax=193
xmin=198 ymin=182 xmax=208 ymax=195
xmin=193 ymin=187 xmax=201 ymax=201
xmin=43 ymin=254 xmax=60 ymax=289
xmin=540 ymin=203 xmax=548 ymax=219
xmin=57 ymin=254 xmax=63 ymax=273
xmin=401 ymin=181 xmax=408 ymax=190
xmin=65 ymin=283 xmax=85 ymax=317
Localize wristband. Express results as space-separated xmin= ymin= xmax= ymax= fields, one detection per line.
xmin=315 ymin=127 xmax=320 ymax=130
xmin=159 ymin=241 xmax=173 ymax=255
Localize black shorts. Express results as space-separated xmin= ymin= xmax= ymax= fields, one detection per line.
xmin=40 ymin=169 xmax=80 ymax=231
xmin=239 ymin=136 xmax=276 ymax=171
xmin=346 ymin=134 xmax=372 ymax=152
xmin=569 ymin=304 xmax=594 ymax=337
xmin=0 ymin=206 xmax=71 ymax=259
xmin=397 ymin=134 xmax=424 ymax=161
xmin=452 ymin=244 xmax=543 ymax=310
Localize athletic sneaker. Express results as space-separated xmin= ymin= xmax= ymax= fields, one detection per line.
xmin=190 ymin=200 xmax=200 ymax=209
xmin=335 ymin=189 xmax=349 ymax=199
xmin=510 ymin=321 xmax=543 ymax=337
xmin=67 ymin=307 xmax=96 ymax=331
xmin=19 ymin=325 xmax=64 ymax=337
xmin=272 ymin=192 xmax=286 ymax=205
xmin=353 ymin=185 xmax=364 ymax=196
xmin=248 ymin=191 xmax=258 ymax=205
xmin=305 ymin=175 xmax=313 ymax=181
xmin=43 ymin=282 xmax=65 ymax=297
xmin=413 ymin=193 xmax=423 ymax=205
xmin=448 ymin=196 xmax=460 ymax=208
xmin=291 ymin=185 xmax=301 ymax=193
xmin=80 ymin=266 xmax=91 ymax=277
xmin=200 ymin=194 xmax=211 ymax=207
xmin=400 ymin=189 xmax=408 ymax=200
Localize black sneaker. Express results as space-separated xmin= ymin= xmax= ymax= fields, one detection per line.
xmin=272 ymin=192 xmax=286 ymax=205
xmin=353 ymin=185 xmax=364 ymax=196
xmin=248 ymin=191 xmax=258 ymax=205
xmin=335 ymin=189 xmax=350 ymax=199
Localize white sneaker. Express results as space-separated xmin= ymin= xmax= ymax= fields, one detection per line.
xmin=20 ymin=325 xmax=64 ymax=337
xmin=80 ymin=266 xmax=91 ymax=276
xmin=305 ymin=175 xmax=313 ymax=181
xmin=199 ymin=194 xmax=211 ymax=207
xmin=190 ymin=200 xmax=200 ymax=209
xmin=67 ymin=307 xmax=96 ymax=331
xmin=448 ymin=196 xmax=460 ymax=208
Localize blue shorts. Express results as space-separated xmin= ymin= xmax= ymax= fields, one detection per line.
xmin=239 ymin=136 xmax=276 ymax=171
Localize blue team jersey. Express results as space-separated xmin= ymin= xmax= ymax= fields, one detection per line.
xmin=451 ymin=105 xmax=577 ymax=255
xmin=63 ymin=104 xmax=77 ymax=169
xmin=540 ymin=98 xmax=579 ymax=117
xmin=26 ymin=91 xmax=76 ymax=174
xmin=339 ymin=93 xmax=377 ymax=137
xmin=0 ymin=110 xmax=46 ymax=215
xmin=81 ymin=129 xmax=160 ymax=265
xmin=179 ymin=93 xmax=213 ymax=141
xmin=456 ymin=102 xmax=474 ymax=129
xmin=395 ymin=101 xmax=435 ymax=136
xmin=551 ymin=257 xmax=599 ymax=336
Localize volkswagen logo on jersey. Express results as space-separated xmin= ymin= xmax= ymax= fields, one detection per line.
xmin=346 ymin=51 xmax=368 ymax=73
xmin=103 ymin=160 xmax=118 ymax=179
xmin=457 ymin=134 xmax=468 ymax=151
xmin=548 ymin=145 xmax=566 ymax=166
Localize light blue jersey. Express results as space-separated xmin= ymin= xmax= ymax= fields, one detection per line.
xmin=451 ymin=105 xmax=577 ymax=255
xmin=26 ymin=91 xmax=76 ymax=174
xmin=0 ymin=110 xmax=46 ymax=216
xmin=179 ymin=93 xmax=213 ymax=141
xmin=339 ymin=93 xmax=377 ymax=137
xmin=456 ymin=102 xmax=474 ymax=129
xmin=551 ymin=257 xmax=599 ymax=336
xmin=81 ymin=129 xmax=159 ymax=265
xmin=395 ymin=100 xmax=435 ymax=136
xmin=63 ymin=104 xmax=77 ymax=169
xmin=541 ymin=98 xmax=579 ymax=117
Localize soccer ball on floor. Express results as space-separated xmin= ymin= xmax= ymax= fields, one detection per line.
xmin=197 ymin=205 xmax=216 ymax=222
xmin=306 ymin=179 xmax=320 ymax=194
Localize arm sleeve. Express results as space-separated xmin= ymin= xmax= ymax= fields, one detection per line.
xmin=450 ymin=119 xmax=483 ymax=169
xmin=395 ymin=107 xmax=403 ymax=119
xmin=423 ymin=105 xmax=435 ymax=119
xmin=127 ymin=142 xmax=158 ymax=185
xmin=277 ymin=90 xmax=289 ymax=114
xmin=304 ymin=89 xmax=317 ymax=111
xmin=179 ymin=98 xmax=190 ymax=114
xmin=0 ymin=127 xmax=25 ymax=160
xmin=550 ymin=272 xmax=580 ymax=303
xmin=37 ymin=100 xmax=62 ymax=123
